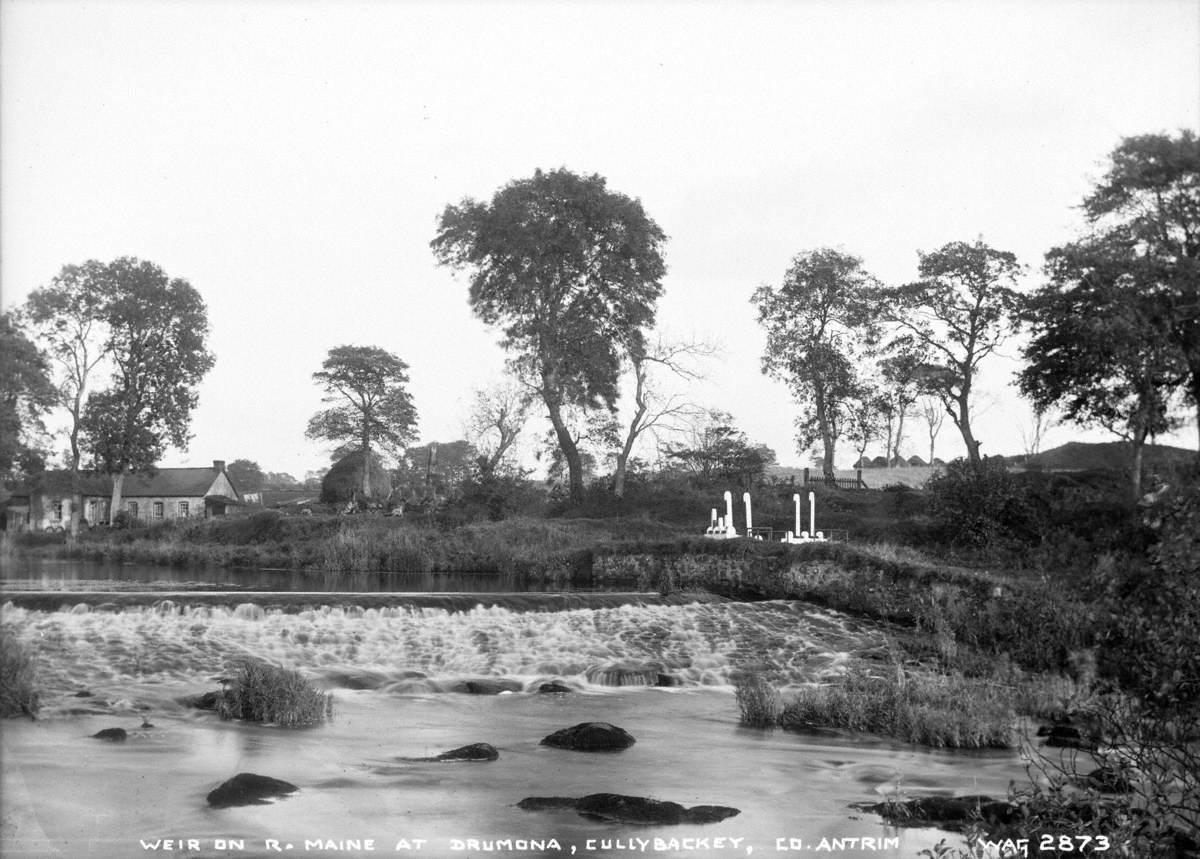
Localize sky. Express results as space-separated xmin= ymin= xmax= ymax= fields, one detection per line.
xmin=2 ymin=0 xmax=1198 ymax=478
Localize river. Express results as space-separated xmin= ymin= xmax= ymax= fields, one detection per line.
xmin=1 ymin=559 xmax=1026 ymax=859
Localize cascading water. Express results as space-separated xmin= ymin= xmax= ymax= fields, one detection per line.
xmin=0 ymin=563 xmax=1028 ymax=859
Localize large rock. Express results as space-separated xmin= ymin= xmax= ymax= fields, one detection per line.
xmin=535 ymin=681 xmax=573 ymax=695
xmin=463 ymin=679 xmax=522 ymax=695
xmin=92 ymin=727 xmax=127 ymax=742
xmin=540 ymin=722 xmax=636 ymax=752
xmin=206 ymin=773 xmax=299 ymax=809
xmin=519 ymin=793 xmax=739 ymax=825
xmin=585 ymin=663 xmax=662 ymax=687
xmin=435 ymin=743 xmax=499 ymax=762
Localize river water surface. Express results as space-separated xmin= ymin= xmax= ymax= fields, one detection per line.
xmin=1 ymin=559 xmax=1026 ymax=859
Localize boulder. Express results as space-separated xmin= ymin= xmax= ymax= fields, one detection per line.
xmin=535 ymin=681 xmax=573 ymax=695
xmin=434 ymin=743 xmax=499 ymax=762
xmin=463 ymin=679 xmax=522 ymax=695
xmin=540 ymin=722 xmax=636 ymax=752
xmin=519 ymin=793 xmax=740 ymax=826
xmin=92 ymin=727 xmax=128 ymax=742
xmin=73 ymin=691 xmax=94 ymax=698
xmin=188 ymin=691 xmax=223 ymax=711
xmin=206 ymin=773 xmax=299 ymax=809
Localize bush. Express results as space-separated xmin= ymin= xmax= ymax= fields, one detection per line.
xmin=926 ymin=457 xmax=1041 ymax=548
xmin=0 ymin=625 xmax=39 ymax=718
xmin=217 ymin=659 xmax=333 ymax=726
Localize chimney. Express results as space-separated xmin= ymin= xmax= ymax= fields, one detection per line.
xmin=213 ymin=460 xmax=226 ymax=472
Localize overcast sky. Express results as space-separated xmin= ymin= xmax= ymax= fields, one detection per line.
xmin=2 ymin=0 xmax=1198 ymax=477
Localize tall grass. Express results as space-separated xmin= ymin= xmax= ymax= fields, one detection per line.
xmin=0 ymin=625 xmax=39 ymax=718
xmin=734 ymin=673 xmax=781 ymax=727
xmin=217 ymin=659 xmax=333 ymax=727
xmin=778 ymin=667 xmax=1017 ymax=749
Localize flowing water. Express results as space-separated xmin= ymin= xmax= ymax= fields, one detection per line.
xmin=1 ymin=560 xmax=1027 ymax=859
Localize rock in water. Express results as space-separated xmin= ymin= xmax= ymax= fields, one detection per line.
xmin=535 ymin=681 xmax=573 ymax=694
xmin=540 ymin=722 xmax=636 ymax=751
xmin=92 ymin=728 xmax=128 ymax=742
xmin=585 ymin=662 xmax=661 ymax=687
xmin=518 ymin=793 xmax=740 ymax=825
xmin=206 ymin=773 xmax=299 ymax=808
xmin=434 ymin=743 xmax=499 ymax=762
xmin=463 ymin=679 xmax=523 ymax=695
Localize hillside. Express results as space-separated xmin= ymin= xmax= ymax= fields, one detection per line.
xmin=1008 ymin=441 xmax=1196 ymax=472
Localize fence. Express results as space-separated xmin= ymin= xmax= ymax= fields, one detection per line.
xmin=798 ymin=468 xmax=867 ymax=490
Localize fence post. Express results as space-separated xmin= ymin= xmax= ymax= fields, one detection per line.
xmin=803 ymin=467 xmax=810 ymax=486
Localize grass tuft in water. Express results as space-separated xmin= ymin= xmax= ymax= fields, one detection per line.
xmin=217 ymin=659 xmax=333 ymax=727
xmin=734 ymin=673 xmax=782 ymax=727
xmin=779 ymin=666 xmax=1016 ymax=749
xmin=0 ymin=624 xmax=40 ymax=718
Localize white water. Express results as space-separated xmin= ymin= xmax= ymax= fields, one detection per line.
xmin=1 ymin=592 xmax=1028 ymax=859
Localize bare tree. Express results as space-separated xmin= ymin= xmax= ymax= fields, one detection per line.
xmin=612 ymin=335 xmax=715 ymax=497
xmin=1018 ymin=404 xmax=1054 ymax=459
xmin=467 ymin=381 xmax=533 ymax=476
xmin=918 ymin=395 xmax=946 ymax=465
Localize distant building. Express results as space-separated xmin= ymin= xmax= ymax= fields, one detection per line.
xmin=2 ymin=460 xmax=242 ymax=531
xmin=907 ymin=455 xmax=928 ymax=467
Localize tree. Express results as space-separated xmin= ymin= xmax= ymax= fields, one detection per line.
xmin=844 ymin=380 xmax=885 ymax=468
xmin=611 ymin=334 xmax=713 ymax=498
xmin=876 ymin=342 xmax=924 ymax=466
xmin=1075 ymin=131 xmax=1200 ymax=453
xmin=22 ymin=262 xmax=111 ymax=534
xmin=1020 ymin=236 xmax=1185 ymax=499
xmin=918 ymin=395 xmax=946 ymax=465
xmin=77 ymin=258 xmax=214 ymax=514
xmin=305 ymin=345 xmax=418 ymax=503
xmin=752 ymin=249 xmax=876 ymax=476
xmin=466 ymin=381 xmax=533 ymax=478
xmin=0 ymin=312 xmax=56 ymax=481
xmin=432 ymin=168 xmax=667 ymax=504
xmin=394 ymin=439 xmax=476 ymax=503
xmin=537 ymin=406 xmax=620 ymax=492
xmin=226 ymin=459 xmax=266 ymax=494
xmin=662 ymin=410 xmax=774 ymax=488
xmin=879 ymin=240 xmax=1023 ymax=467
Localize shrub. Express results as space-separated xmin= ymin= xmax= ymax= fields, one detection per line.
xmin=217 ymin=659 xmax=333 ymax=726
xmin=0 ymin=625 xmax=39 ymax=718
xmin=926 ymin=457 xmax=1041 ymax=548
xmin=734 ymin=673 xmax=781 ymax=727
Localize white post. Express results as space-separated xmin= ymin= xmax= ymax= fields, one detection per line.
xmin=793 ymin=493 xmax=800 ymax=536
xmin=710 ymin=508 xmax=717 ymax=527
xmin=724 ymin=491 xmax=733 ymax=533
xmin=743 ymin=492 xmax=752 ymax=535
xmin=809 ymin=491 xmax=816 ymax=536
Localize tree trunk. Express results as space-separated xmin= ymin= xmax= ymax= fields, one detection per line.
xmin=544 ymin=396 xmax=585 ymax=504
xmin=928 ymin=433 xmax=935 ymax=467
xmin=954 ymin=392 xmax=981 ymax=467
xmin=110 ymin=471 xmax=126 ymax=522
xmin=1130 ymin=433 xmax=1147 ymax=504
xmin=814 ymin=387 xmax=836 ymax=478
xmin=892 ymin=408 xmax=907 ymax=465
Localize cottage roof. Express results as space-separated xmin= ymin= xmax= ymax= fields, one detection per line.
xmin=12 ymin=463 xmax=239 ymax=500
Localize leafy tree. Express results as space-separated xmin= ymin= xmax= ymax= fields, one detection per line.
xmin=879 ymin=240 xmax=1023 ymax=467
xmin=305 ymin=345 xmax=418 ymax=502
xmin=0 ymin=312 xmax=56 ymax=481
xmin=663 ymin=410 xmax=775 ymax=488
xmin=844 ymin=379 xmax=885 ymax=468
xmin=262 ymin=471 xmax=301 ymax=490
xmin=1020 ymin=236 xmax=1185 ymax=499
xmin=394 ymin=439 xmax=476 ymax=502
xmin=432 ymin=167 xmax=667 ymax=504
xmin=1072 ymin=131 xmax=1200 ymax=454
xmin=22 ymin=262 xmax=111 ymax=534
xmin=538 ymin=406 xmax=619 ymax=491
xmin=77 ymin=258 xmax=214 ymax=513
xmin=752 ymin=249 xmax=876 ymax=476
xmin=226 ymin=459 xmax=266 ymax=494
xmin=876 ymin=342 xmax=925 ymax=466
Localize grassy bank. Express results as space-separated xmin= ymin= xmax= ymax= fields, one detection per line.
xmin=13 ymin=512 xmax=686 ymax=579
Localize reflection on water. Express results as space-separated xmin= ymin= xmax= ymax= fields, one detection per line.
xmin=1 ymin=558 xmax=553 ymax=593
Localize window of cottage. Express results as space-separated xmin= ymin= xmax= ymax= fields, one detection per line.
xmin=52 ymin=502 xmax=63 ymax=521
xmin=179 ymin=501 xmax=189 ymax=517
xmin=128 ymin=501 xmax=139 ymax=518
xmin=152 ymin=501 xmax=164 ymax=519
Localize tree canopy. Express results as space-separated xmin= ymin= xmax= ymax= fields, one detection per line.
xmin=753 ymin=248 xmax=877 ymax=476
xmin=432 ymin=167 xmax=667 ymax=503
xmin=305 ymin=345 xmax=418 ymax=502
xmin=0 ymin=312 xmax=55 ymax=480
xmin=879 ymin=240 xmax=1023 ymax=466
xmin=74 ymin=258 xmax=214 ymax=512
